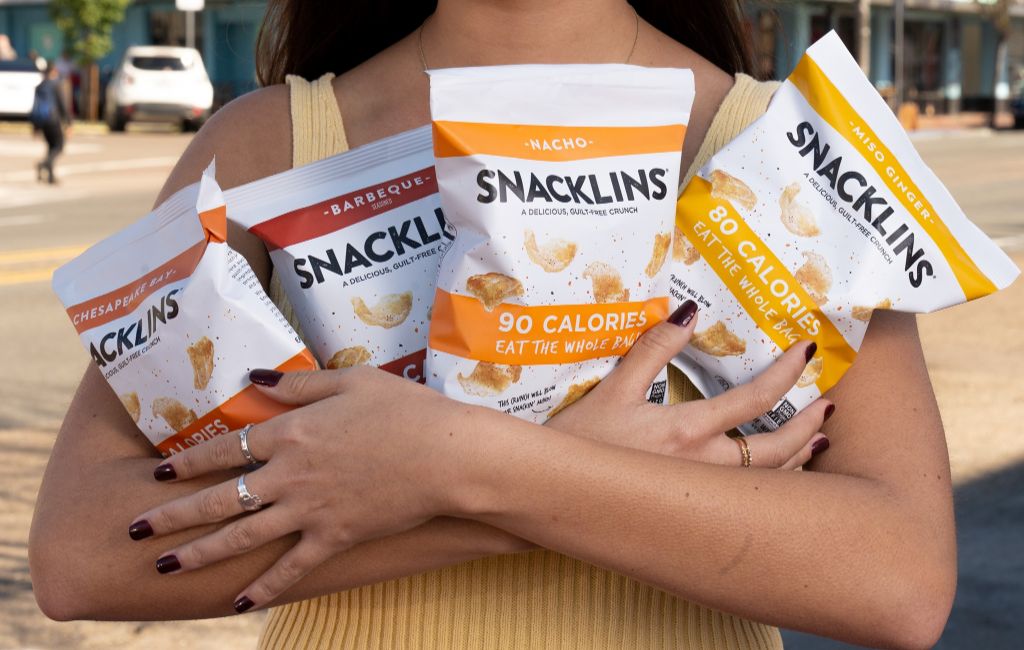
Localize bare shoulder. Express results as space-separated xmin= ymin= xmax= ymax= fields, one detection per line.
xmin=633 ymin=23 xmax=737 ymax=179
xmin=155 ymin=84 xmax=293 ymax=206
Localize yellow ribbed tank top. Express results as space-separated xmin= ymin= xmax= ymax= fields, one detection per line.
xmin=261 ymin=72 xmax=783 ymax=650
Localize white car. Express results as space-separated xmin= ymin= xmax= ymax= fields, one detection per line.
xmin=104 ymin=45 xmax=214 ymax=132
xmin=0 ymin=59 xmax=43 ymax=119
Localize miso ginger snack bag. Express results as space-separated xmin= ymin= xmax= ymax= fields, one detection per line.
xmin=227 ymin=126 xmax=450 ymax=381
xmin=53 ymin=164 xmax=316 ymax=456
xmin=427 ymin=65 xmax=694 ymax=421
xmin=672 ymin=32 xmax=1018 ymax=435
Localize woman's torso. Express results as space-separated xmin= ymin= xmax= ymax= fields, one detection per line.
xmin=254 ymin=52 xmax=783 ymax=646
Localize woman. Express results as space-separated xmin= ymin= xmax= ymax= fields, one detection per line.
xmin=29 ymin=1 xmax=955 ymax=648
xmin=32 ymin=61 xmax=72 ymax=185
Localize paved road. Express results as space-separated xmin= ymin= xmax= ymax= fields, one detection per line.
xmin=0 ymin=129 xmax=1022 ymax=649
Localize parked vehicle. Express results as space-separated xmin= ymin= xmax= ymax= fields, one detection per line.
xmin=104 ymin=46 xmax=213 ymax=132
xmin=0 ymin=59 xmax=44 ymax=119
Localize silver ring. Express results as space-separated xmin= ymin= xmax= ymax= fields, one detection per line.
xmin=236 ymin=474 xmax=263 ymax=512
xmin=239 ymin=423 xmax=259 ymax=465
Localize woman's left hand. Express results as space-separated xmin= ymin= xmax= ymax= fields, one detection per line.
xmin=130 ymin=367 xmax=474 ymax=612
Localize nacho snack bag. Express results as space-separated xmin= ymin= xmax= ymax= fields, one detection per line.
xmin=227 ymin=126 xmax=450 ymax=381
xmin=53 ymin=163 xmax=316 ymax=456
xmin=672 ymin=32 xmax=1019 ymax=435
xmin=427 ymin=64 xmax=694 ymax=421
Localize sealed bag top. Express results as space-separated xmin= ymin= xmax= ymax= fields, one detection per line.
xmin=227 ymin=126 xmax=449 ymax=382
xmin=53 ymin=165 xmax=315 ymax=455
xmin=426 ymin=64 xmax=694 ymax=420
xmin=671 ymin=31 xmax=1018 ymax=434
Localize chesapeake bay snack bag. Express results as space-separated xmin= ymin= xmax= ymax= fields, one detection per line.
xmin=53 ymin=164 xmax=316 ymax=456
xmin=672 ymin=31 xmax=1019 ymax=435
xmin=227 ymin=126 xmax=450 ymax=381
xmin=427 ymin=64 xmax=694 ymax=421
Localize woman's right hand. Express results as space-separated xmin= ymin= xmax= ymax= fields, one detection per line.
xmin=546 ymin=300 xmax=832 ymax=470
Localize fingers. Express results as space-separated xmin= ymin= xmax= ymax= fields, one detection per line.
xmin=130 ymin=471 xmax=275 ymax=540
xmin=697 ymin=340 xmax=818 ymax=433
xmin=742 ymin=400 xmax=833 ymax=469
xmin=153 ymin=425 xmax=268 ymax=482
xmin=248 ymin=368 xmax=348 ymax=407
xmin=601 ymin=300 xmax=699 ymax=398
xmin=153 ymin=506 xmax=295 ymax=574
xmin=232 ymin=538 xmax=329 ymax=613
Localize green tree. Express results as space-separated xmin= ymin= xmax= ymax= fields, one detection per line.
xmin=50 ymin=0 xmax=131 ymax=120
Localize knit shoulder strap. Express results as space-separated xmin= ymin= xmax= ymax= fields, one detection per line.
xmin=268 ymin=74 xmax=351 ymax=335
xmin=285 ymin=72 xmax=350 ymax=167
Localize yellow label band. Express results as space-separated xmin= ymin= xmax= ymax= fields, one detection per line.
xmin=433 ymin=121 xmax=686 ymax=162
xmin=676 ymin=177 xmax=856 ymax=393
xmin=788 ymin=55 xmax=996 ymax=300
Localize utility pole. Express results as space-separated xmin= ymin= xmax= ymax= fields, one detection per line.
xmin=857 ymin=0 xmax=871 ymax=74
xmin=186 ymin=11 xmax=195 ymax=49
xmin=176 ymin=0 xmax=203 ymax=50
xmin=894 ymin=0 xmax=905 ymax=108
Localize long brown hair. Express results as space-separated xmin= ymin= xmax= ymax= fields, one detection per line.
xmin=255 ymin=1 xmax=754 ymax=87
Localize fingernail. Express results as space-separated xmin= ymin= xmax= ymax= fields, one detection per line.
xmin=811 ymin=437 xmax=830 ymax=457
xmin=128 ymin=520 xmax=153 ymax=540
xmin=249 ymin=369 xmax=283 ymax=387
xmin=156 ymin=554 xmax=181 ymax=574
xmin=234 ymin=595 xmax=255 ymax=613
xmin=804 ymin=341 xmax=818 ymax=362
xmin=823 ymin=403 xmax=836 ymax=422
xmin=154 ymin=463 xmax=176 ymax=481
xmin=668 ymin=300 xmax=698 ymax=328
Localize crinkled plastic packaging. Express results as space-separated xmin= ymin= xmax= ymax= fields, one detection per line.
xmin=227 ymin=127 xmax=450 ymax=381
xmin=426 ymin=64 xmax=694 ymax=421
xmin=53 ymin=163 xmax=316 ymax=455
xmin=671 ymin=32 xmax=1019 ymax=435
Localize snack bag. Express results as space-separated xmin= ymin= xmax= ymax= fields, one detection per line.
xmin=427 ymin=64 xmax=694 ymax=421
xmin=672 ymin=32 xmax=1019 ymax=435
xmin=53 ymin=163 xmax=316 ymax=456
xmin=227 ymin=126 xmax=450 ymax=380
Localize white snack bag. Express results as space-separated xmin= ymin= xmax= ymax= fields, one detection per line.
xmin=227 ymin=126 xmax=450 ymax=380
xmin=53 ymin=163 xmax=316 ymax=456
xmin=672 ymin=32 xmax=1019 ymax=435
xmin=427 ymin=64 xmax=694 ymax=421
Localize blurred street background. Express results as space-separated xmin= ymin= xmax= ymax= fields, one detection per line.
xmin=2 ymin=1 xmax=1024 ymax=649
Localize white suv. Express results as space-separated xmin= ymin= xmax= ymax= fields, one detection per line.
xmin=104 ymin=45 xmax=214 ymax=132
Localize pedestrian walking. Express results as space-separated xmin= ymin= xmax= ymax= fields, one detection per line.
xmin=30 ymin=61 xmax=72 ymax=185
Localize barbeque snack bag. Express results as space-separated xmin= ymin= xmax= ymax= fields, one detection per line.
xmin=227 ymin=126 xmax=450 ymax=380
xmin=53 ymin=163 xmax=316 ymax=456
xmin=427 ymin=64 xmax=694 ymax=421
xmin=672 ymin=31 xmax=1019 ymax=435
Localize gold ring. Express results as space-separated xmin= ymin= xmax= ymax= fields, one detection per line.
xmin=733 ymin=435 xmax=752 ymax=468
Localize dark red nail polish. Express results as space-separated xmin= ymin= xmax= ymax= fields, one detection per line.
xmin=128 ymin=520 xmax=153 ymax=541
xmin=234 ymin=595 xmax=255 ymax=613
xmin=249 ymin=369 xmax=283 ymax=387
xmin=154 ymin=464 xmax=176 ymax=481
xmin=804 ymin=341 xmax=818 ymax=362
xmin=823 ymin=404 xmax=836 ymax=422
xmin=156 ymin=555 xmax=181 ymax=574
xmin=811 ymin=437 xmax=830 ymax=457
xmin=668 ymin=300 xmax=698 ymax=328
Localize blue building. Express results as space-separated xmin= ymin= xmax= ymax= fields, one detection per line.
xmin=2 ymin=0 xmax=1023 ymax=112
xmin=0 ymin=0 xmax=266 ymax=102
xmin=745 ymin=0 xmax=1024 ymax=114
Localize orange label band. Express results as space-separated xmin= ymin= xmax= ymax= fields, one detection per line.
xmin=433 ymin=121 xmax=687 ymax=162
xmin=677 ymin=177 xmax=856 ymax=393
xmin=789 ymin=55 xmax=996 ymax=300
xmin=156 ymin=349 xmax=317 ymax=456
xmin=429 ymin=289 xmax=668 ymax=365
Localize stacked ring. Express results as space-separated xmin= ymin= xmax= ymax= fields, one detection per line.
xmin=238 ymin=423 xmax=259 ymax=465
xmin=733 ymin=435 xmax=752 ymax=468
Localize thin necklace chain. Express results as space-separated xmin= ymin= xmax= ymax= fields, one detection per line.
xmin=417 ymin=7 xmax=640 ymax=73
